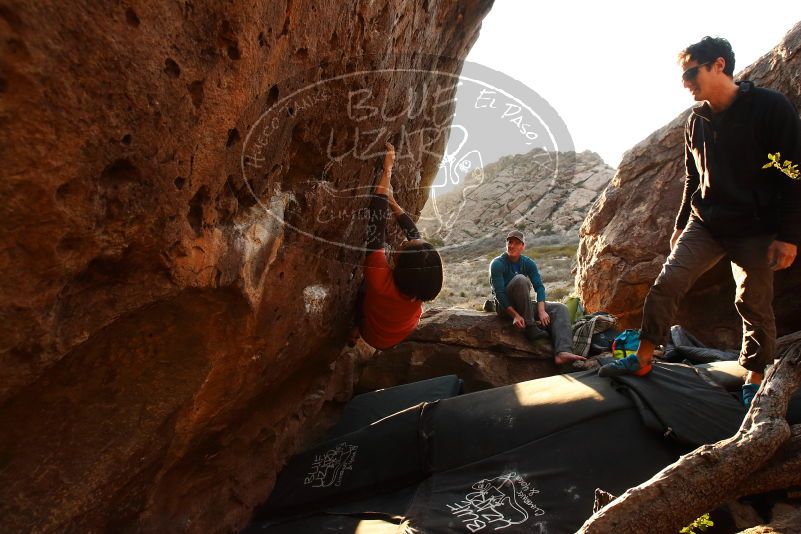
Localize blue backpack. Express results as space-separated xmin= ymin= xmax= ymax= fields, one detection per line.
xmin=612 ymin=329 xmax=641 ymax=360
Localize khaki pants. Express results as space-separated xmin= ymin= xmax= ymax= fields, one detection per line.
xmin=640 ymin=219 xmax=775 ymax=373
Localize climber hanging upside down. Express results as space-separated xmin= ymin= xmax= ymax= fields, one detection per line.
xmin=349 ymin=142 xmax=444 ymax=349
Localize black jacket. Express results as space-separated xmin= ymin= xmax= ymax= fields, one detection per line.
xmin=676 ymin=81 xmax=801 ymax=244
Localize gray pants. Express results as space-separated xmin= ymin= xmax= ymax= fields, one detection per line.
xmin=497 ymin=274 xmax=574 ymax=354
xmin=641 ymin=219 xmax=775 ymax=373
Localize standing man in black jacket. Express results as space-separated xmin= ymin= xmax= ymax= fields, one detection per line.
xmin=599 ymin=37 xmax=801 ymax=405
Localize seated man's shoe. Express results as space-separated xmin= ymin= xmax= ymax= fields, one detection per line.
xmin=741 ymin=383 xmax=760 ymax=407
xmin=525 ymin=324 xmax=549 ymax=341
xmin=598 ymin=354 xmax=652 ymax=377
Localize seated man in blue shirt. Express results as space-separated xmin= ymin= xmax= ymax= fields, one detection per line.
xmin=489 ymin=231 xmax=585 ymax=365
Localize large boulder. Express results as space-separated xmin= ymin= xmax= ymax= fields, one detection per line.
xmin=576 ymin=23 xmax=801 ymax=348
xmin=0 ymin=1 xmax=493 ymax=532
xmin=358 ymin=307 xmax=574 ymax=392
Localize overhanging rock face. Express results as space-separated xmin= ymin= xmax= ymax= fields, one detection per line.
xmin=0 ymin=1 xmax=493 ymax=532
xmin=576 ymin=23 xmax=801 ymax=348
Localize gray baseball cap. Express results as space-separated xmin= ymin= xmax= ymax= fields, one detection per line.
xmin=506 ymin=230 xmax=525 ymax=244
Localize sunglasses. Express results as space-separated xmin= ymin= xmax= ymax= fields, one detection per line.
xmin=681 ymin=61 xmax=713 ymax=82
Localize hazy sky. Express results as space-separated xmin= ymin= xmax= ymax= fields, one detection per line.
xmin=464 ymin=2 xmax=801 ymax=167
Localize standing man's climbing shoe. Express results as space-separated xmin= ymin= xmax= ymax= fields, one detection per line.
xmin=741 ymin=383 xmax=760 ymax=407
xmin=598 ymin=354 xmax=652 ymax=377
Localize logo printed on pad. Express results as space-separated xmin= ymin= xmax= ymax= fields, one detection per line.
xmin=303 ymin=442 xmax=358 ymax=488
xmin=446 ymin=472 xmax=545 ymax=532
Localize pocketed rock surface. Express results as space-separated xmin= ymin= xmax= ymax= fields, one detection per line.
xmin=0 ymin=1 xmax=492 ymax=532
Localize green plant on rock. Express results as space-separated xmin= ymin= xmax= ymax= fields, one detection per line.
xmin=763 ymin=152 xmax=799 ymax=179
xmin=679 ymin=513 xmax=714 ymax=533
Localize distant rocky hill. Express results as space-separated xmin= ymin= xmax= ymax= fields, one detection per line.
xmin=419 ymin=148 xmax=615 ymax=256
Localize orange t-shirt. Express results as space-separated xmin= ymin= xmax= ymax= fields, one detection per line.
xmin=360 ymin=250 xmax=423 ymax=350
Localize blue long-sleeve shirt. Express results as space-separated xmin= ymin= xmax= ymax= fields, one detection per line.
xmin=489 ymin=253 xmax=546 ymax=310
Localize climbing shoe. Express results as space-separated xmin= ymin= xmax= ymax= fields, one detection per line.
xmin=742 ymin=383 xmax=760 ymax=407
xmin=598 ymin=354 xmax=652 ymax=377
xmin=525 ymin=324 xmax=549 ymax=341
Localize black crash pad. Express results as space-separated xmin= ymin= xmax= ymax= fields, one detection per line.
xmin=404 ymin=409 xmax=680 ymax=533
xmin=696 ymin=360 xmax=801 ymax=425
xmin=615 ymin=362 xmax=746 ymax=446
xmin=327 ymin=375 xmax=462 ymax=439
xmin=246 ymin=365 xmax=747 ymax=533
xmin=253 ymin=403 xmax=429 ymax=519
